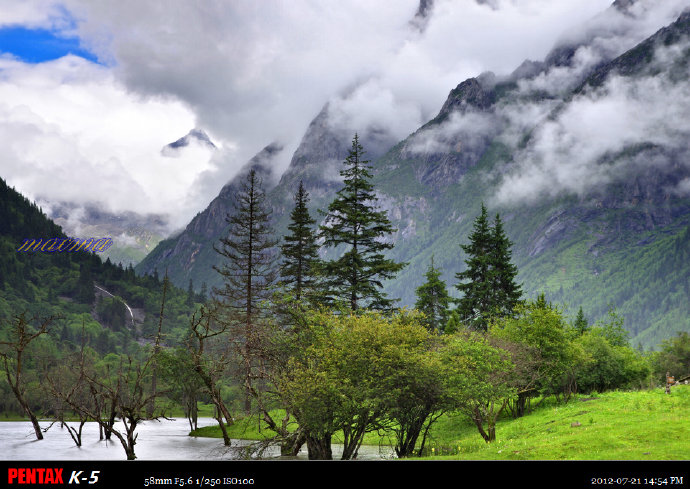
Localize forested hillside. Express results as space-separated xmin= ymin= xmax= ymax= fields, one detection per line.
xmin=0 ymin=176 xmax=203 ymax=416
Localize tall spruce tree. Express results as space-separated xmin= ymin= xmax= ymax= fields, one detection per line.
xmin=319 ymin=134 xmax=405 ymax=311
xmin=455 ymin=203 xmax=493 ymax=331
xmin=415 ymin=257 xmax=451 ymax=333
xmin=213 ymin=168 xmax=277 ymax=413
xmin=280 ymin=181 xmax=320 ymax=302
xmin=455 ymin=203 xmax=521 ymax=331
xmin=489 ymin=212 xmax=522 ymax=317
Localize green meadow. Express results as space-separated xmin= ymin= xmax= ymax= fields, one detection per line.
xmin=190 ymin=385 xmax=690 ymax=460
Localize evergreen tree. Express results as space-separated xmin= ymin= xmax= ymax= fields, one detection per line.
xmin=414 ymin=257 xmax=450 ymax=333
xmin=186 ymin=279 xmax=195 ymax=308
xmin=455 ymin=204 xmax=493 ymax=331
xmin=445 ymin=310 xmax=462 ymax=334
xmin=213 ymin=168 xmax=277 ymax=413
xmin=76 ymin=262 xmax=95 ymax=304
xmin=455 ymin=203 xmax=521 ymax=331
xmin=489 ymin=213 xmax=522 ymax=316
xmin=573 ymin=306 xmax=588 ymax=335
xmin=197 ymin=282 xmax=208 ymax=303
xmin=319 ymin=134 xmax=405 ymax=311
xmin=280 ymin=181 xmax=320 ymax=302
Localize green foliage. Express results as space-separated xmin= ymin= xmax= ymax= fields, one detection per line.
xmin=490 ymin=299 xmax=574 ymax=397
xmin=420 ymin=388 xmax=690 ymax=460
xmin=593 ymin=307 xmax=630 ymax=347
xmin=441 ymin=332 xmax=515 ymax=442
xmin=318 ymin=134 xmax=406 ymax=311
xmin=445 ymin=310 xmax=462 ymax=334
xmin=96 ymin=296 xmax=128 ymax=331
xmin=489 ymin=212 xmax=522 ymax=316
xmin=455 ymin=204 xmax=522 ymax=331
xmin=652 ymin=332 xmax=690 ymax=381
xmin=572 ymin=306 xmax=589 ymax=336
xmin=212 ymin=168 xmax=278 ymax=415
xmin=280 ymin=181 xmax=320 ymax=303
xmin=277 ymin=310 xmax=439 ymax=458
xmin=573 ymin=332 xmax=651 ymax=393
xmin=414 ymin=257 xmax=451 ymax=333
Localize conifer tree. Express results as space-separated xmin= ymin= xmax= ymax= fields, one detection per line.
xmin=197 ymin=282 xmax=208 ymax=303
xmin=573 ymin=306 xmax=589 ymax=335
xmin=213 ymin=168 xmax=277 ymax=413
xmin=445 ymin=310 xmax=462 ymax=334
xmin=186 ymin=278 xmax=195 ymax=307
xmin=489 ymin=212 xmax=522 ymax=317
xmin=319 ymin=134 xmax=405 ymax=311
xmin=455 ymin=203 xmax=521 ymax=331
xmin=280 ymin=181 xmax=320 ymax=302
xmin=415 ymin=257 xmax=450 ymax=332
xmin=455 ymin=203 xmax=493 ymax=331
xmin=76 ymin=262 xmax=95 ymax=304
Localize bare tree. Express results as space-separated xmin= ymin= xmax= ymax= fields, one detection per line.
xmin=0 ymin=312 xmax=54 ymax=440
xmin=187 ymin=304 xmax=234 ymax=446
xmin=54 ymin=350 xmax=164 ymax=460
xmin=48 ymin=309 xmax=168 ymax=459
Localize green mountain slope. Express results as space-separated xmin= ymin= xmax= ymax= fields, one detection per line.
xmin=136 ymin=7 xmax=690 ymax=349
xmin=0 ymin=177 xmax=199 ymax=353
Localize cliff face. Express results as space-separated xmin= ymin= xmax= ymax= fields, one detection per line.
xmin=138 ymin=4 xmax=690 ymax=348
xmin=135 ymin=142 xmax=283 ymax=287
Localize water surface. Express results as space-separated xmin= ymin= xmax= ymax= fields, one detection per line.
xmin=1 ymin=418 xmax=394 ymax=461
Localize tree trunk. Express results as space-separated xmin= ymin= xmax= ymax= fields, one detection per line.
xmin=471 ymin=414 xmax=490 ymax=443
xmin=9 ymin=382 xmax=43 ymax=440
xmin=66 ymin=420 xmax=86 ymax=447
xmin=215 ymin=413 xmax=231 ymax=446
xmin=306 ymin=434 xmax=332 ymax=460
xmin=280 ymin=430 xmax=306 ymax=456
xmin=105 ymin=410 xmax=116 ymax=440
xmin=28 ymin=411 xmax=43 ymax=440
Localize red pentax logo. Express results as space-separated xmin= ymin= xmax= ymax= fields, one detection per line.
xmin=7 ymin=468 xmax=64 ymax=484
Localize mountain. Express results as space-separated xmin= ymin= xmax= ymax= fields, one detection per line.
xmin=137 ymin=3 xmax=690 ymax=349
xmin=44 ymin=201 xmax=169 ymax=267
xmin=0 ymin=176 xmax=200 ymax=353
xmin=137 ymin=142 xmax=285 ymax=289
xmin=162 ymin=128 xmax=216 ymax=156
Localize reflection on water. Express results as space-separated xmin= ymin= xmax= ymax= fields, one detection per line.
xmin=1 ymin=418 xmax=394 ymax=461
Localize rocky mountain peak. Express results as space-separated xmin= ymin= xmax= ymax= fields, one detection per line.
xmin=162 ymin=128 xmax=216 ymax=155
xmin=432 ymin=76 xmax=496 ymax=125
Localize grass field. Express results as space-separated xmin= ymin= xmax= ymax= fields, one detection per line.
xmin=190 ymin=385 xmax=690 ymax=460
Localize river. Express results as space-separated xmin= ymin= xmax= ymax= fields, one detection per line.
xmin=1 ymin=418 xmax=394 ymax=461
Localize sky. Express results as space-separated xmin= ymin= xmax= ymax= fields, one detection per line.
xmin=1 ymin=0 xmax=681 ymax=233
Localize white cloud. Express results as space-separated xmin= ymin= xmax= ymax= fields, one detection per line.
xmin=405 ymin=110 xmax=498 ymax=155
xmin=494 ymin=40 xmax=690 ymax=205
xmin=0 ymin=55 xmax=218 ymax=229
xmin=0 ymin=1 xmax=69 ymax=29
xmin=2 ymin=0 xmax=688 ymax=234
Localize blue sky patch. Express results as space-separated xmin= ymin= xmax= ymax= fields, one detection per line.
xmin=0 ymin=27 xmax=99 ymax=64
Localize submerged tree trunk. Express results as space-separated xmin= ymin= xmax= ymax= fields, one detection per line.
xmin=341 ymin=421 xmax=369 ymax=460
xmin=66 ymin=420 xmax=87 ymax=447
xmin=28 ymin=410 xmax=43 ymax=440
xmin=306 ymin=434 xmax=332 ymax=460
